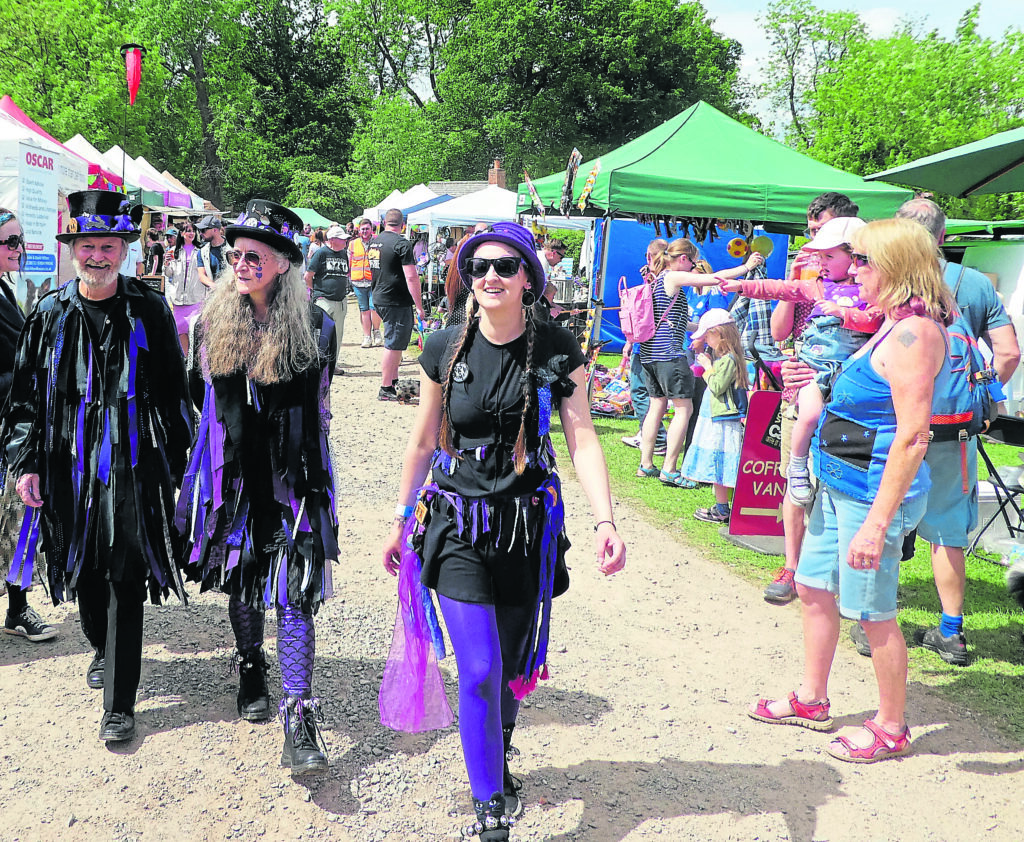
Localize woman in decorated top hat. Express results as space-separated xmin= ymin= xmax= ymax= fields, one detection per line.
xmin=175 ymin=198 xmax=339 ymax=776
xmin=381 ymin=222 xmax=625 ymax=839
xmin=0 ymin=207 xmax=58 ymax=644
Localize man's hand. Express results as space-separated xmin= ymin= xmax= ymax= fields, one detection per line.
xmin=16 ymin=473 xmax=43 ymax=508
xmin=781 ymin=358 xmax=815 ymax=391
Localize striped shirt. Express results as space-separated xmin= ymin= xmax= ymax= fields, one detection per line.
xmin=639 ymin=273 xmax=689 ymax=363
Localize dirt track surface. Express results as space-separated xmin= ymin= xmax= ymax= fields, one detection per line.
xmin=2 ymin=309 xmax=1023 ymax=842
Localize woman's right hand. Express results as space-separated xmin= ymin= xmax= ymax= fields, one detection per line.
xmin=382 ymin=520 xmax=405 ymax=577
xmin=781 ymin=358 xmax=815 ymax=391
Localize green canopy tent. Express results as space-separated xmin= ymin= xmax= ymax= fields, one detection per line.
xmin=516 ymin=101 xmax=912 ymax=231
xmin=865 ymin=126 xmax=1024 ymax=198
xmin=290 ymin=207 xmax=335 ymax=228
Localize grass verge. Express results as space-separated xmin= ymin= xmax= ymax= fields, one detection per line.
xmin=557 ymin=358 xmax=1024 ymax=743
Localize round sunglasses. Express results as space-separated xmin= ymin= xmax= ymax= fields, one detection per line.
xmin=0 ymin=234 xmax=25 ymax=250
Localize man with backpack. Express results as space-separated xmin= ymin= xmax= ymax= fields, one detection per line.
xmin=852 ymin=198 xmax=1020 ymax=665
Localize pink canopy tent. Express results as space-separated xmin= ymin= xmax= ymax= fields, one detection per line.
xmin=0 ymin=95 xmax=123 ymax=190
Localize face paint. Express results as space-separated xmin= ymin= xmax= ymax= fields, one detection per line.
xmin=255 ymin=266 xmax=263 ymax=280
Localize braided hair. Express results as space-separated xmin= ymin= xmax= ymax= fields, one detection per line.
xmin=437 ymin=290 xmax=539 ymax=476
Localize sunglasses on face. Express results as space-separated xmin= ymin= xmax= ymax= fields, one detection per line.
xmin=239 ymin=250 xmax=263 ymax=268
xmin=0 ymin=234 xmax=25 ymax=250
xmin=464 ymin=256 xmax=523 ymax=278
xmin=850 ymin=252 xmax=870 ymax=268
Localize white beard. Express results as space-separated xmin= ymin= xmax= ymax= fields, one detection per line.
xmin=73 ymin=257 xmax=120 ymax=290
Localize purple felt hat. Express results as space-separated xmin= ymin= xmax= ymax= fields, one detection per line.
xmin=226 ymin=199 xmax=304 ymax=263
xmin=458 ymin=222 xmax=546 ymax=299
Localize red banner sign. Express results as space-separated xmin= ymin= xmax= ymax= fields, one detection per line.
xmin=730 ymin=390 xmax=785 ymax=536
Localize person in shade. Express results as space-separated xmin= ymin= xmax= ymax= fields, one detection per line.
xmin=1 ymin=191 xmax=194 ymax=742
xmin=0 ymin=207 xmax=58 ymax=643
xmin=381 ymin=222 xmax=625 ymax=840
xmin=176 ymin=199 xmax=339 ymax=777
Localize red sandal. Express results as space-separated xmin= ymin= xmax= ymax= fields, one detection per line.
xmin=747 ymin=691 xmax=833 ymax=731
xmin=826 ymin=719 xmax=911 ymax=763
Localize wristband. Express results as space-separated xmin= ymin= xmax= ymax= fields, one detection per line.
xmin=594 ymin=520 xmax=615 ymax=532
xmin=395 ymin=504 xmax=414 ymax=519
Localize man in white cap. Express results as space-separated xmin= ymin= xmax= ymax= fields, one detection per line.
xmin=305 ymin=224 xmax=351 ymax=368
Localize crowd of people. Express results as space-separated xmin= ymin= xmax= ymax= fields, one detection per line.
xmin=0 ymin=183 xmax=1020 ymax=838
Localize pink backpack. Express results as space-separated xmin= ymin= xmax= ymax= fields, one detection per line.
xmin=618 ymin=275 xmax=681 ymax=344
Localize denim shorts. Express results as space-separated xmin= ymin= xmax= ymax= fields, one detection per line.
xmin=795 ymin=484 xmax=926 ymax=621
xmin=352 ymin=284 xmax=374 ymax=312
xmin=376 ymin=304 xmax=414 ymax=350
xmin=917 ymin=438 xmax=978 ymax=548
xmin=799 ymin=322 xmax=869 ymax=393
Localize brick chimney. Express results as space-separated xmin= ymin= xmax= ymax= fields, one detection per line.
xmin=487 ymin=159 xmax=506 ymax=189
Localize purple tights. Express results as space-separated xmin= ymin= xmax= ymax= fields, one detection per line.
xmin=438 ymin=595 xmax=533 ymax=800
xmin=277 ymin=603 xmax=316 ymax=697
xmin=228 ymin=595 xmax=265 ymax=652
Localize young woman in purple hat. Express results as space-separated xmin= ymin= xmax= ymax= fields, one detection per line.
xmin=382 ymin=221 xmax=625 ymax=839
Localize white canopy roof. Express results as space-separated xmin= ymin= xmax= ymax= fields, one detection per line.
xmin=0 ymin=115 xmax=87 ymax=195
xmin=407 ymin=184 xmax=518 ymax=227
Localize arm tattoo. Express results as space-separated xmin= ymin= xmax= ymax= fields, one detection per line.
xmin=898 ymin=330 xmax=918 ymax=348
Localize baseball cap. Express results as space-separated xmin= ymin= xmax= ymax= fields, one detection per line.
xmin=196 ymin=214 xmax=223 ymax=230
xmin=804 ymin=217 xmax=865 ymax=251
xmin=326 ymin=225 xmax=349 ymax=240
xmin=165 ymin=227 xmax=178 ymax=237
xmin=690 ymin=308 xmax=734 ymax=344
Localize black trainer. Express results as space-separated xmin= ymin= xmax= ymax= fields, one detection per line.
xmin=280 ymin=697 xmax=328 ymax=776
xmin=918 ymin=626 xmax=970 ymax=666
xmin=378 ymin=386 xmax=398 ymax=402
xmin=235 ymin=648 xmax=271 ymax=721
xmin=849 ymin=622 xmax=872 ymax=657
xmin=502 ymin=724 xmax=523 ymax=817
xmin=4 ymin=605 xmax=57 ymax=642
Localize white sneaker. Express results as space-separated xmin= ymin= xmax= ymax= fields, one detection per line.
xmin=620 ymin=433 xmax=642 ymax=449
xmin=372 ymin=329 xmax=382 ymax=347
xmin=360 ymin=335 xmax=372 ymax=349
xmin=787 ymin=463 xmax=813 ymax=506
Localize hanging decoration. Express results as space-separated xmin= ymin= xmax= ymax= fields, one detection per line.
xmin=120 ymin=44 xmax=147 ymax=105
xmin=577 ymin=159 xmax=602 ymax=212
xmin=559 ymin=148 xmax=583 ymax=217
xmin=522 ymin=170 xmax=546 ymax=218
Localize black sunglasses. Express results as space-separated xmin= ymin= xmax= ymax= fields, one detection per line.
xmin=0 ymin=234 xmax=25 ymax=250
xmin=850 ymin=252 xmax=871 ymax=268
xmin=464 ymin=256 xmax=523 ymax=278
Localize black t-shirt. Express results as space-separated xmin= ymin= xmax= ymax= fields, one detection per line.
xmin=145 ymin=242 xmax=164 ymax=276
xmin=198 ymin=243 xmax=225 ymax=279
xmin=79 ymin=292 xmax=122 ymax=346
xmin=367 ymin=230 xmax=415 ymax=308
xmin=419 ymin=319 xmax=586 ymax=498
xmin=307 ymin=246 xmax=350 ymax=301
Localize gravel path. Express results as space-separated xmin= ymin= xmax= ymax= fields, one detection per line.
xmin=2 ymin=310 xmax=1023 ymax=841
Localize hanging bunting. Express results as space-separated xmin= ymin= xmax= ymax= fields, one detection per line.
xmin=577 ymin=159 xmax=602 ymax=212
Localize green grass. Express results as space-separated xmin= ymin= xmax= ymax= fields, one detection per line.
xmin=559 ymin=354 xmax=1024 ymax=743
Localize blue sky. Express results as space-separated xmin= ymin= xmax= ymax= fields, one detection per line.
xmin=701 ymin=0 xmax=1020 ymax=118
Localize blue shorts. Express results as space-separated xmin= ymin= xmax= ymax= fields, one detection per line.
xmin=353 ymin=284 xmax=374 ymax=312
xmin=916 ymin=438 xmax=978 ymax=548
xmin=376 ymin=304 xmax=414 ymax=350
xmin=795 ymin=485 xmax=926 ymax=621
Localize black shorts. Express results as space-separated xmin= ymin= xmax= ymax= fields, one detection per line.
xmin=415 ymin=493 xmax=570 ymax=606
xmin=375 ymin=304 xmax=414 ymax=350
xmin=641 ymin=357 xmax=694 ymax=399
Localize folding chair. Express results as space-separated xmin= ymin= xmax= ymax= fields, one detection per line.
xmin=967 ymin=415 xmax=1024 ymax=556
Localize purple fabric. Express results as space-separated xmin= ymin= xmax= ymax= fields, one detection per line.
xmin=437 ymin=594 xmax=507 ymax=802
xmin=6 ymin=508 xmax=40 ymax=589
xmin=277 ymin=603 xmax=315 ymax=696
xmin=379 ymin=518 xmax=454 ymax=733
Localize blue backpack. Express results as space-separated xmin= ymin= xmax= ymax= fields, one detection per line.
xmin=929 ymin=267 xmax=998 ymax=443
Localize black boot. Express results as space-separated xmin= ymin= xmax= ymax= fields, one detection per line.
xmin=461 ymin=791 xmax=513 ymax=841
xmin=502 ymin=724 xmax=523 ymax=817
xmin=234 ymin=648 xmax=270 ymax=721
xmin=280 ymin=696 xmax=328 ymax=777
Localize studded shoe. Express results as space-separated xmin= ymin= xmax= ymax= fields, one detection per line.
xmin=234 ymin=648 xmax=271 ymax=721
xmin=461 ymin=791 xmax=513 ymax=841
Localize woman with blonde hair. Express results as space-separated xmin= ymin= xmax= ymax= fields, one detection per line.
xmin=749 ymin=217 xmax=954 ymax=763
xmin=637 ymin=238 xmax=762 ymax=487
xmin=176 ymin=200 xmax=339 ymax=777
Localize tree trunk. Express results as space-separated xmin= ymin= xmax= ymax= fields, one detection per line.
xmin=187 ymin=44 xmax=224 ymax=207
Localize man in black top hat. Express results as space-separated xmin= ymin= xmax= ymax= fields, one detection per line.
xmin=0 ymin=190 xmax=194 ymax=743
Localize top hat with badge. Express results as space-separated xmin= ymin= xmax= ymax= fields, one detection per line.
xmin=57 ymin=191 xmax=142 ymax=244
xmin=225 ymin=199 xmax=304 ymax=263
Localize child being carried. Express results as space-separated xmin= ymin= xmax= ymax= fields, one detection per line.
xmin=719 ymin=217 xmax=882 ymax=505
